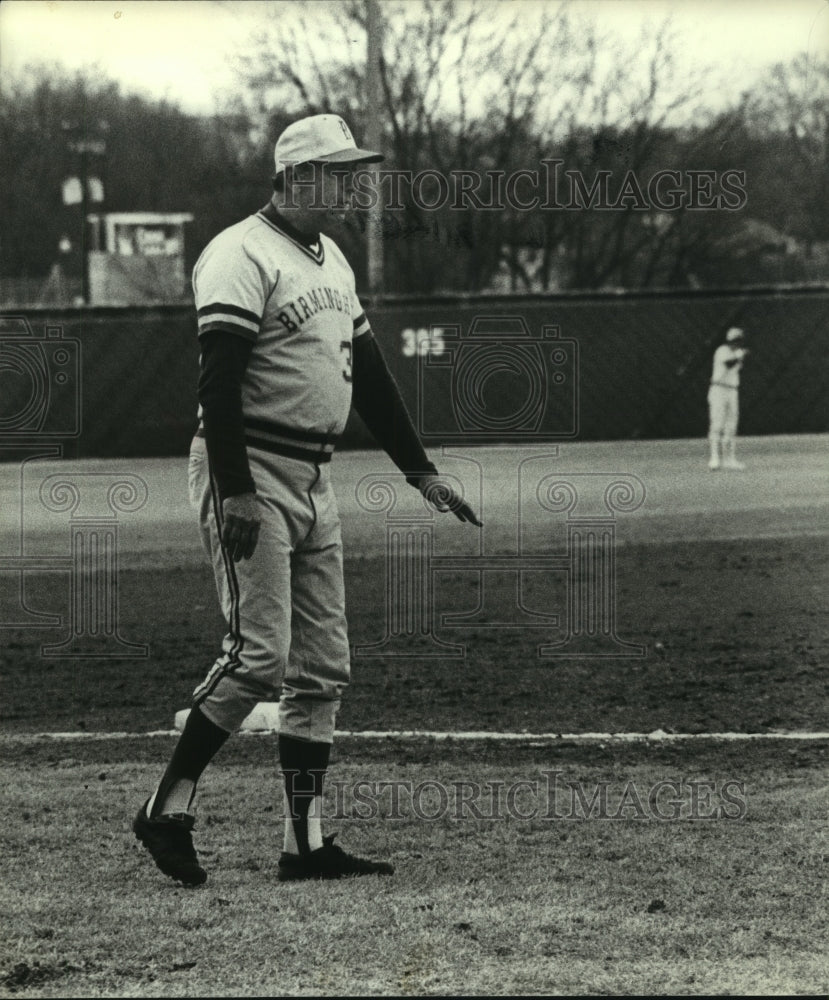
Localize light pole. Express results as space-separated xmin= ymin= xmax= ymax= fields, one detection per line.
xmin=62 ymin=117 xmax=106 ymax=305
xmin=365 ymin=0 xmax=384 ymax=296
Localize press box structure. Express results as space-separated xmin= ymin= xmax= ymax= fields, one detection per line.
xmin=86 ymin=212 xmax=194 ymax=305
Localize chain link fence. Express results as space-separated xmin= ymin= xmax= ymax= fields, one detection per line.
xmin=1 ymin=287 xmax=825 ymax=460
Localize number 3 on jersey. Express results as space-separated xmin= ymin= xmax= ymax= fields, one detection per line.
xmin=340 ymin=340 xmax=353 ymax=383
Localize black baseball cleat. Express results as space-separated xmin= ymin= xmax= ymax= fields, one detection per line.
xmin=277 ymin=834 xmax=394 ymax=881
xmin=132 ymin=800 xmax=207 ymax=886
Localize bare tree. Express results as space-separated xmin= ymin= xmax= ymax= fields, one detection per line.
xmin=229 ymin=1 xmax=751 ymax=292
xmin=743 ymin=54 xmax=829 ymax=253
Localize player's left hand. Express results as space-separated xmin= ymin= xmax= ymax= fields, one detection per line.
xmin=221 ymin=492 xmax=262 ymax=561
xmin=419 ymin=475 xmax=482 ymax=526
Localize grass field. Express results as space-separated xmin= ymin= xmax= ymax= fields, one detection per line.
xmin=1 ymin=437 xmax=827 ymax=996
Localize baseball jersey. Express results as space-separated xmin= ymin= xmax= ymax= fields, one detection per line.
xmin=710 ymin=344 xmax=745 ymax=389
xmin=193 ymin=203 xmax=370 ymax=463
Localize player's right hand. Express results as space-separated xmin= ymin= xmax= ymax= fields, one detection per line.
xmin=221 ymin=492 xmax=261 ymax=561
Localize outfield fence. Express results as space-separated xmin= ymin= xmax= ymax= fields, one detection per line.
xmin=1 ymin=285 xmax=826 ymax=459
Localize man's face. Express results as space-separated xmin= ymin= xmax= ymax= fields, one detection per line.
xmin=287 ymin=162 xmax=355 ymax=216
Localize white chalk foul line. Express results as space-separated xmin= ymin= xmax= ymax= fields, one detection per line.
xmin=337 ymin=730 xmax=829 ymax=742
xmin=3 ymin=728 xmax=828 ymax=743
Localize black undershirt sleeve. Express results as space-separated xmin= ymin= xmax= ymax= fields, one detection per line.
xmin=351 ymin=333 xmax=438 ymax=488
xmin=198 ymin=330 xmax=256 ymax=501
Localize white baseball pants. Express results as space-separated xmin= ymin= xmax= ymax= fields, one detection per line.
xmin=188 ymin=435 xmax=351 ymax=742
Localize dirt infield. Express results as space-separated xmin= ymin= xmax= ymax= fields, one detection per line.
xmin=0 ymin=436 xmax=826 ymax=736
xmin=0 ymin=534 xmax=826 ymax=736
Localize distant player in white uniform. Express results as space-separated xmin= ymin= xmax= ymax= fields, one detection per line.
xmin=708 ymin=327 xmax=748 ymax=470
xmin=134 ymin=114 xmax=481 ymax=885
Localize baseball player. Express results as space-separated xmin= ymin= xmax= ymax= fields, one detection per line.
xmin=133 ymin=114 xmax=481 ymax=886
xmin=708 ymin=327 xmax=748 ymax=470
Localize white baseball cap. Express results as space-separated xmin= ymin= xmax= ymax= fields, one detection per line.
xmin=726 ymin=327 xmax=745 ymax=342
xmin=274 ymin=114 xmax=383 ymax=174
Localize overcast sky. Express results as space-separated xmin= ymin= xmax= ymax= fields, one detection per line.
xmin=1 ymin=0 xmax=827 ymax=115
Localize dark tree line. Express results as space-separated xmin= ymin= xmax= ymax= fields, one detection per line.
xmin=1 ymin=16 xmax=827 ymax=295
xmin=0 ymin=67 xmax=271 ymax=283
